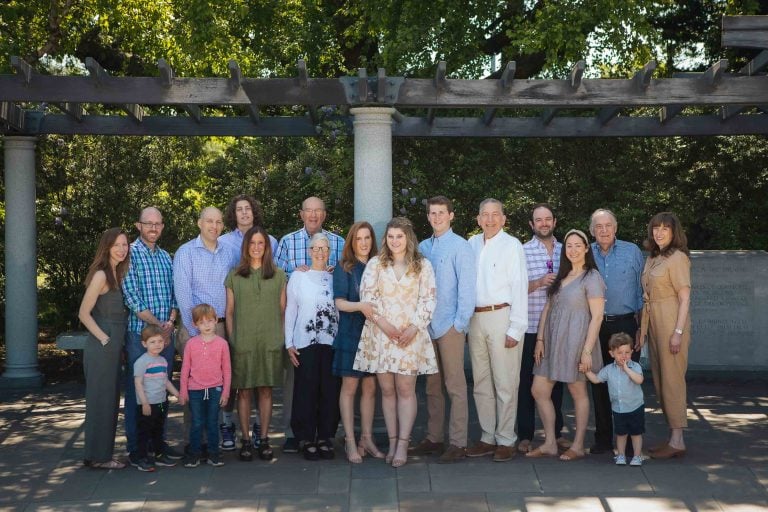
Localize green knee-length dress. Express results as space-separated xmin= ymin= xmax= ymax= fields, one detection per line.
xmin=225 ymin=267 xmax=286 ymax=388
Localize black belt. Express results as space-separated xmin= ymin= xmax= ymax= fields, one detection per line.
xmin=604 ymin=313 xmax=635 ymax=323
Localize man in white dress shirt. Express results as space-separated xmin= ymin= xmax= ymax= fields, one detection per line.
xmin=466 ymin=198 xmax=528 ymax=462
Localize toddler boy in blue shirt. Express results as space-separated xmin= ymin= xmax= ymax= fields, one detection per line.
xmin=580 ymin=332 xmax=644 ymax=466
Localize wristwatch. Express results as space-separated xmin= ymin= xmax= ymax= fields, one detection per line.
xmin=674 ymin=328 xmax=683 ymax=335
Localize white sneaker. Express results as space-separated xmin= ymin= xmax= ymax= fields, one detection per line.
xmin=615 ymin=454 xmax=627 ymax=465
xmin=629 ymin=455 xmax=643 ymax=466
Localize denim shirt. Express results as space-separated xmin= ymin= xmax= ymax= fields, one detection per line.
xmin=591 ymin=239 xmax=644 ymax=315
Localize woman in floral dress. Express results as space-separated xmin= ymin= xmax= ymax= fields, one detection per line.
xmin=353 ymin=217 xmax=437 ymax=468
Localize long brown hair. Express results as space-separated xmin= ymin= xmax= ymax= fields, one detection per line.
xmin=547 ymin=229 xmax=597 ymax=298
xmin=644 ymin=211 xmax=690 ymax=258
xmin=84 ymin=227 xmax=130 ymax=290
xmin=235 ymin=226 xmax=276 ymax=279
xmin=378 ymin=217 xmax=423 ymax=275
xmin=341 ymin=221 xmax=377 ymax=272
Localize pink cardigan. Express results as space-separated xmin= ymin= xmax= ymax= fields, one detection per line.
xmin=180 ymin=334 xmax=231 ymax=401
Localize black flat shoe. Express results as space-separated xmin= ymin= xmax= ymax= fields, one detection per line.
xmin=302 ymin=441 xmax=319 ymax=461
xmin=318 ymin=439 xmax=335 ymax=460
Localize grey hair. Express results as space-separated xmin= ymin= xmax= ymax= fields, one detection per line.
xmin=478 ymin=198 xmax=504 ymax=215
xmin=589 ymin=208 xmax=618 ymax=236
xmin=308 ymin=232 xmax=330 ymax=248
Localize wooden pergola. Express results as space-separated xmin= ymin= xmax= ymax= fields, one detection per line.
xmin=1 ymin=15 xmax=767 ymax=387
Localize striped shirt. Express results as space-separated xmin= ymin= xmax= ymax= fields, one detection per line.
xmin=275 ymin=227 xmax=344 ymax=278
xmin=523 ymin=236 xmax=562 ymax=333
xmin=122 ymin=238 xmax=177 ymax=334
xmin=172 ymin=236 xmax=238 ymax=336
xmin=133 ymin=353 xmax=169 ymax=405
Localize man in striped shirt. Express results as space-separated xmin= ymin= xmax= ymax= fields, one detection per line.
xmin=122 ymin=207 xmax=180 ymax=466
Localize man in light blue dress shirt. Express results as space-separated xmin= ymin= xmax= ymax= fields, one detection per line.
xmin=588 ymin=208 xmax=644 ymax=456
xmin=410 ymin=196 xmax=476 ymax=463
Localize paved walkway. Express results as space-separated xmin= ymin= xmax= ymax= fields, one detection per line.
xmin=0 ymin=376 xmax=766 ymax=511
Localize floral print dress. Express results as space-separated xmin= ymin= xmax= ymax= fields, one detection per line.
xmin=353 ymin=256 xmax=438 ymax=375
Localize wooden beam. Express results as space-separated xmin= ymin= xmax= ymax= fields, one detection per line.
xmin=597 ymin=107 xmax=621 ymax=125
xmin=56 ymin=102 xmax=84 ymax=122
xmin=571 ymin=60 xmax=586 ymax=89
xmin=298 ymin=59 xmax=309 ymax=88
xmin=0 ymin=101 xmax=25 ymax=131
xmin=246 ymin=104 xmax=260 ymax=124
xmin=721 ymin=105 xmax=748 ymax=120
xmin=703 ymin=59 xmax=728 ymax=86
xmin=183 ymin=104 xmax=201 ymax=122
xmin=357 ymin=68 xmax=368 ymax=103
xmin=228 ymin=60 xmax=242 ymax=90
xmin=633 ymin=60 xmax=657 ymax=90
xmin=722 ymin=15 xmax=768 ymax=48
xmin=120 ymin=103 xmax=143 ymax=123
xmin=25 ymin=112 xmax=768 ymax=138
xmin=392 ymin=109 xmax=404 ymax=123
xmin=660 ymin=105 xmax=684 ymax=124
xmin=739 ymin=49 xmax=768 ymax=75
xmin=85 ymin=57 xmax=109 ymax=85
xmin=157 ymin=59 xmax=174 ymax=87
xmin=426 ymin=108 xmax=436 ymax=125
xmin=541 ymin=108 xmax=558 ymax=125
xmin=500 ymin=61 xmax=516 ymax=90
xmin=377 ymin=68 xmax=387 ymax=103
xmin=434 ymin=61 xmax=447 ymax=91
xmin=10 ymin=56 xmax=34 ymax=85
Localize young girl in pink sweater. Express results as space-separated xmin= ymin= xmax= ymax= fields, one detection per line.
xmin=180 ymin=303 xmax=231 ymax=467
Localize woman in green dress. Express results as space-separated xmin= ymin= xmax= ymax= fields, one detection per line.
xmin=225 ymin=226 xmax=287 ymax=461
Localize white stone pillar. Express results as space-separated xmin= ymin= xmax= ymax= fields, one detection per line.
xmin=350 ymin=107 xmax=395 ymax=241
xmin=1 ymin=136 xmax=43 ymax=388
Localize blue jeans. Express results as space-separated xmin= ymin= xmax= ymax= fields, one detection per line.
xmin=188 ymin=387 xmax=222 ymax=457
xmin=124 ymin=330 xmax=175 ymax=454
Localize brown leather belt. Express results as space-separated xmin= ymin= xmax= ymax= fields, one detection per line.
xmin=474 ymin=303 xmax=509 ymax=313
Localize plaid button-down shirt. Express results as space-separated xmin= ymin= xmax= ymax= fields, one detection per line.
xmin=122 ymin=238 xmax=177 ymax=334
xmin=523 ymin=236 xmax=561 ymax=334
xmin=275 ymin=227 xmax=344 ymax=278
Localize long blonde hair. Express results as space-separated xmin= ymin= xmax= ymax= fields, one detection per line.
xmin=378 ymin=217 xmax=423 ymax=275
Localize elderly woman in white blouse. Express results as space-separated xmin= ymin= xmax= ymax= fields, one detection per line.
xmin=285 ymin=233 xmax=340 ymax=461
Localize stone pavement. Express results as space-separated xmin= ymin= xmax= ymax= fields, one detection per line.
xmin=0 ymin=376 xmax=766 ymax=511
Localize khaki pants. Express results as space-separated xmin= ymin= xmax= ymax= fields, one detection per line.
xmin=425 ymin=327 xmax=468 ymax=448
xmin=468 ymin=308 xmax=523 ymax=447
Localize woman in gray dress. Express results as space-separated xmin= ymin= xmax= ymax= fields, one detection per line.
xmin=528 ymin=229 xmax=605 ymax=461
xmin=78 ymin=227 xmax=131 ymax=469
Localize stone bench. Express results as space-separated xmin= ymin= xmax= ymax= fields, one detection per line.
xmin=55 ymin=331 xmax=89 ymax=351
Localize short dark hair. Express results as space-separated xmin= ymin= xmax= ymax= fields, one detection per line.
xmin=141 ymin=324 xmax=164 ymax=342
xmin=224 ymin=194 xmax=265 ymax=231
xmin=426 ymin=196 xmax=453 ymax=213
xmin=530 ymin=203 xmax=555 ymax=221
xmin=608 ymin=332 xmax=633 ymax=351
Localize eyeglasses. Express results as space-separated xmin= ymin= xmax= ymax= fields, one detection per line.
xmin=139 ymin=222 xmax=164 ymax=229
xmin=302 ymin=208 xmax=325 ymax=215
xmin=310 ymin=246 xmax=330 ymax=253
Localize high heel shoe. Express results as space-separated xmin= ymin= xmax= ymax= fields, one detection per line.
xmin=391 ymin=438 xmax=409 ymax=468
xmin=358 ymin=435 xmax=385 ymax=459
xmin=345 ymin=437 xmax=362 ymax=464
xmin=385 ymin=436 xmax=397 ymax=464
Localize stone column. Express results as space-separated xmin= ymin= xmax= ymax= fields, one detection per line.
xmin=1 ymin=136 xmax=43 ymax=388
xmin=350 ymin=107 xmax=395 ymax=240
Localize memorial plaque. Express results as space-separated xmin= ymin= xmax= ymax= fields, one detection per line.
xmin=689 ymin=251 xmax=768 ymax=371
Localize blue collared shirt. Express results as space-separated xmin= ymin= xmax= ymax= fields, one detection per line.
xmin=591 ymin=239 xmax=644 ymax=315
xmin=122 ymin=238 xmax=177 ymax=334
xmin=218 ymin=229 xmax=279 ymax=269
xmin=419 ymin=228 xmax=476 ymax=339
xmin=275 ymin=228 xmax=344 ymax=278
xmin=595 ymin=360 xmax=645 ymax=413
xmin=172 ymin=235 xmax=238 ymax=336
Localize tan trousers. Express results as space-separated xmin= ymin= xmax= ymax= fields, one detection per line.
xmin=648 ymin=326 xmax=690 ymax=429
xmin=176 ymin=323 xmax=227 ymax=443
xmin=424 ymin=327 xmax=468 ymax=448
xmin=468 ymin=308 xmax=523 ymax=447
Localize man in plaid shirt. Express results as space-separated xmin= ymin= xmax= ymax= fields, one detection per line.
xmin=274 ymin=196 xmax=344 ymax=453
xmin=122 ymin=207 xmax=181 ymax=466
